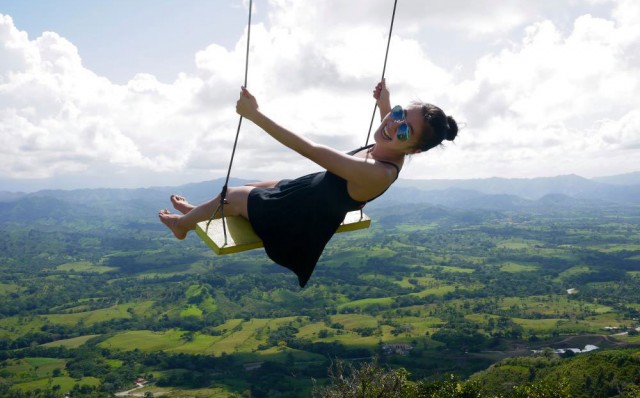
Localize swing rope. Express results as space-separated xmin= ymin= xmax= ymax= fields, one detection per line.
xmin=364 ymin=0 xmax=398 ymax=147
xmin=205 ymin=0 xmax=253 ymax=244
xmin=357 ymin=0 xmax=398 ymax=221
xmin=206 ymin=0 xmax=397 ymax=244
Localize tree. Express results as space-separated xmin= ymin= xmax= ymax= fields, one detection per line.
xmin=414 ymin=374 xmax=482 ymax=398
xmin=312 ymin=359 xmax=412 ymax=398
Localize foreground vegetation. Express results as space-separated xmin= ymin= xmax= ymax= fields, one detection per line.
xmin=1 ymin=185 xmax=640 ymax=396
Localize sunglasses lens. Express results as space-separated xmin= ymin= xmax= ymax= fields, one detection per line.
xmin=397 ymin=123 xmax=411 ymax=141
xmin=391 ymin=105 xmax=405 ymax=121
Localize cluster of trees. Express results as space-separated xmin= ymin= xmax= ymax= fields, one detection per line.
xmin=313 ymin=351 xmax=640 ymax=398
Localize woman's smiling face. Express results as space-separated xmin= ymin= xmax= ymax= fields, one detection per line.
xmin=375 ymin=104 xmax=425 ymax=152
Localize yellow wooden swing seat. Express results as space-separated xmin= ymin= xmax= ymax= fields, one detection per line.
xmin=195 ymin=210 xmax=371 ymax=255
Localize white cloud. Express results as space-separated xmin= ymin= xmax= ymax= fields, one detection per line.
xmin=1 ymin=0 xmax=639 ymax=191
xmin=430 ymin=4 xmax=640 ymax=180
xmin=0 ymin=14 xmax=220 ymax=182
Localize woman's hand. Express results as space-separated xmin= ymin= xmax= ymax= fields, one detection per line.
xmin=236 ymin=86 xmax=260 ymax=121
xmin=373 ymin=78 xmax=391 ymax=121
xmin=373 ymin=78 xmax=389 ymax=103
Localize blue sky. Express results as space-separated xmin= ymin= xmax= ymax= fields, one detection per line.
xmin=1 ymin=1 xmax=257 ymax=83
xmin=1 ymin=0 xmax=639 ymax=192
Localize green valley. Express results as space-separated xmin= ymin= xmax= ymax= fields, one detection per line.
xmin=1 ymin=177 xmax=640 ymax=397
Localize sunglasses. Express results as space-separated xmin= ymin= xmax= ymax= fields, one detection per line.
xmin=391 ymin=105 xmax=412 ymax=141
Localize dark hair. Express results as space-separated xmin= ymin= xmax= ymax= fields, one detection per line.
xmin=415 ymin=103 xmax=458 ymax=152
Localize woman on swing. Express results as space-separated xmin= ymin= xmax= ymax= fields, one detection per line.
xmin=160 ymin=79 xmax=458 ymax=287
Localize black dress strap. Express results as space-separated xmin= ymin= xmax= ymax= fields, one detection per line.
xmin=376 ymin=160 xmax=400 ymax=179
xmin=349 ymin=144 xmax=400 ymax=179
xmin=347 ymin=144 xmax=375 ymax=156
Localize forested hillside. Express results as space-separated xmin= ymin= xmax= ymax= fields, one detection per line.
xmin=1 ymin=175 xmax=640 ymax=397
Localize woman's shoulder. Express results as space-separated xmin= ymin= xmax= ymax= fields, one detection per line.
xmin=376 ymin=159 xmax=400 ymax=178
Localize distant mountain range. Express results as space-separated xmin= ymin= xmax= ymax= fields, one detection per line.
xmin=395 ymin=172 xmax=640 ymax=201
xmin=384 ymin=172 xmax=640 ymax=210
xmin=1 ymin=172 xmax=638 ymax=219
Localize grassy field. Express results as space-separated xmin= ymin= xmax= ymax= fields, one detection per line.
xmin=296 ymin=312 xmax=444 ymax=344
xmin=98 ymin=317 xmax=305 ymax=357
xmin=180 ymin=304 xmax=204 ymax=317
xmin=0 ymin=282 xmax=21 ymax=294
xmin=2 ymin=357 xmax=100 ymax=394
xmin=554 ymin=265 xmax=593 ymax=282
xmin=496 ymin=296 xmax=613 ymax=316
xmin=337 ymin=296 xmax=395 ymax=311
xmin=44 ymin=304 xmax=131 ymax=326
xmin=0 ymin=316 xmax=46 ymax=337
xmin=466 ymin=304 xmax=623 ymax=336
xmin=424 ymin=265 xmax=475 ymax=274
xmin=389 ymin=275 xmax=420 ymax=289
xmin=310 ymin=328 xmax=381 ymax=348
xmin=96 ymin=310 xmax=447 ymax=360
xmin=3 ymin=357 xmax=66 ymax=379
xmin=588 ymin=244 xmax=640 ymax=253
xmin=99 ymin=330 xmax=187 ymax=352
xmin=331 ymin=314 xmax=378 ymax=329
xmin=41 ymin=334 xmax=101 ymax=348
xmin=12 ymin=376 xmax=101 ymax=393
xmin=56 ymin=261 xmax=117 ymax=274
xmin=495 ymin=239 xmax=543 ymax=249
xmin=500 ymin=262 xmax=539 ymax=273
xmin=416 ymin=280 xmax=484 ymax=299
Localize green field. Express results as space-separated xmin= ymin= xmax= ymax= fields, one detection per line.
xmin=500 ymin=262 xmax=539 ymax=273
xmin=424 ymin=265 xmax=475 ymax=274
xmin=0 ymin=282 xmax=21 ymax=294
xmin=98 ymin=317 xmax=304 ymax=357
xmin=337 ymin=296 xmax=395 ymax=311
xmin=56 ymin=261 xmax=117 ymax=274
xmin=41 ymin=334 xmax=101 ymax=348
xmin=330 ymin=314 xmax=378 ymax=329
xmin=497 ymin=296 xmax=613 ymax=316
xmin=496 ymin=239 xmax=543 ymax=249
xmin=43 ymin=303 xmax=137 ymax=326
xmin=100 ymin=330 xmax=187 ymax=352
xmin=12 ymin=376 xmax=100 ymax=393
xmin=554 ymin=265 xmax=593 ymax=282
xmin=4 ymin=357 xmax=66 ymax=378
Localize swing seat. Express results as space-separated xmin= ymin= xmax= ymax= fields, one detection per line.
xmin=195 ymin=210 xmax=371 ymax=255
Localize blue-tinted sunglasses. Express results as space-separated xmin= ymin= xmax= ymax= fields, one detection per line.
xmin=391 ymin=105 xmax=412 ymax=141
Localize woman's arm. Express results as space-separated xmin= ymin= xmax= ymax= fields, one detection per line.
xmin=236 ymin=87 xmax=394 ymax=189
xmin=373 ymin=78 xmax=391 ymax=121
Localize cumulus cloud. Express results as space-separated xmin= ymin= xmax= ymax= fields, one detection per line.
xmin=1 ymin=0 xmax=639 ymax=191
xmin=0 ymin=14 xmax=221 ymax=183
xmin=427 ymin=0 xmax=640 ymax=180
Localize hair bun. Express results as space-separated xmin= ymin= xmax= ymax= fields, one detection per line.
xmin=445 ymin=116 xmax=458 ymax=141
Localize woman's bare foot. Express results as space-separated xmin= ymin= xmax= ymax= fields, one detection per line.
xmin=159 ymin=209 xmax=188 ymax=240
xmin=171 ymin=195 xmax=195 ymax=215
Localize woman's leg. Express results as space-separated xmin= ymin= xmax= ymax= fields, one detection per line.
xmin=244 ymin=180 xmax=279 ymax=188
xmin=159 ymin=186 xmax=255 ymax=240
xmin=171 ymin=180 xmax=278 ymax=214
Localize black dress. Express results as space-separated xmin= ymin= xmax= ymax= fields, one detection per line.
xmin=247 ymin=145 xmax=399 ymax=287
